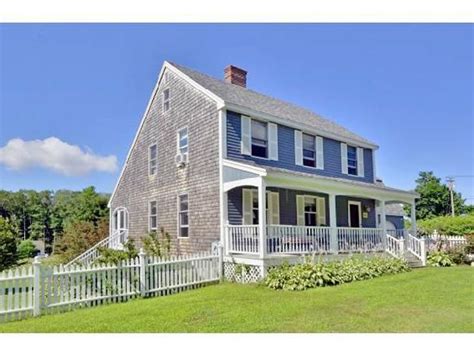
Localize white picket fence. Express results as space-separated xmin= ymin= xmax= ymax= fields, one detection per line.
xmin=424 ymin=235 xmax=467 ymax=249
xmin=0 ymin=248 xmax=222 ymax=323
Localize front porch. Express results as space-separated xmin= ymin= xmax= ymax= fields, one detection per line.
xmin=221 ymin=160 xmax=420 ymax=267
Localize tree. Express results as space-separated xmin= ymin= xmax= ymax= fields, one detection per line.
xmin=0 ymin=217 xmax=19 ymax=270
xmin=411 ymin=171 xmax=466 ymax=220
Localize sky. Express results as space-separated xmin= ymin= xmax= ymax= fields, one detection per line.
xmin=0 ymin=24 xmax=473 ymax=202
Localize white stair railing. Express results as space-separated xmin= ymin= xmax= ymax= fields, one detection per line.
xmin=386 ymin=234 xmax=404 ymax=258
xmin=66 ymin=230 xmax=127 ymax=266
xmin=407 ymin=233 xmax=426 ymax=266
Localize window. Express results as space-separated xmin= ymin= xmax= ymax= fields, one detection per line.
xmin=347 ymin=145 xmax=358 ymax=175
xmin=149 ymin=144 xmax=157 ymax=175
xmin=178 ymin=194 xmax=189 ymax=237
xmin=302 ymin=133 xmax=316 ymax=167
xmin=251 ymin=120 xmax=268 ymax=158
xmin=304 ymin=197 xmax=317 ymax=227
xmin=163 ymin=89 xmax=170 ymax=112
xmin=251 ymin=191 xmax=259 ymax=225
xmin=149 ymin=201 xmax=157 ymax=231
xmin=178 ymin=128 xmax=188 ymax=155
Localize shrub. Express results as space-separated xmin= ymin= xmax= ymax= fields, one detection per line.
xmin=141 ymin=227 xmax=171 ymax=258
xmin=418 ymin=214 xmax=474 ymax=236
xmin=94 ymin=240 xmax=138 ymax=265
xmin=264 ymin=257 xmax=410 ymax=291
xmin=0 ymin=217 xmax=19 ymax=271
xmin=18 ymin=240 xmax=37 ymax=259
xmin=427 ymin=251 xmax=454 ymax=267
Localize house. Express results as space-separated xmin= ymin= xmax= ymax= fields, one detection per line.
xmin=90 ymin=61 xmax=423 ymax=278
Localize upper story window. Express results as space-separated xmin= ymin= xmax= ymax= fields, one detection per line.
xmin=302 ymin=133 xmax=316 ymax=167
xmin=251 ymin=119 xmax=268 ymax=158
xmin=178 ymin=194 xmax=189 ymax=238
xmin=149 ymin=144 xmax=157 ymax=176
xmin=163 ymin=89 xmax=170 ymax=112
xmin=178 ymin=128 xmax=188 ymax=155
xmin=149 ymin=201 xmax=157 ymax=231
xmin=347 ymin=145 xmax=358 ymax=175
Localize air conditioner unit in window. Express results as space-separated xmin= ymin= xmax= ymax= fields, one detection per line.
xmin=175 ymin=153 xmax=188 ymax=168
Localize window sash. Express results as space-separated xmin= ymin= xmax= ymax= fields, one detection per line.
xmin=178 ymin=128 xmax=188 ymax=154
xmin=178 ymin=194 xmax=189 ymax=237
xmin=149 ymin=144 xmax=157 ymax=175
xmin=149 ymin=201 xmax=157 ymax=231
xmin=347 ymin=146 xmax=358 ymax=175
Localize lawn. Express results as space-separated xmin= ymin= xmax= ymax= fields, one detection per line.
xmin=0 ymin=267 xmax=472 ymax=332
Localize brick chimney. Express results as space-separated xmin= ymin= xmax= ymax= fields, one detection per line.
xmin=224 ymin=65 xmax=247 ymax=87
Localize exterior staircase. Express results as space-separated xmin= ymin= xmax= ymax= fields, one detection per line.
xmin=386 ymin=233 xmax=426 ymax=267
xmin=66 ymin=229 xmax=128 ymax=266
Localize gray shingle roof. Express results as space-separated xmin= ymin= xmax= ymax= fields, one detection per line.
xmin=169 ymin=62 xmax=377 ymax=147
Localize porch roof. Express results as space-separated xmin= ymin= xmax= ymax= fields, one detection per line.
xmin=223 ymin=159 xmax=419 ymax=203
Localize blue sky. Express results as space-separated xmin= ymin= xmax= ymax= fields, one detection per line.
xmin=0 ymin=24 xmax=473 ymax=202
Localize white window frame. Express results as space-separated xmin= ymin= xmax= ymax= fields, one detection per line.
xmin=348 ymin=200 xmax=362 ymax=228
xmin=177 ymin=193 xmax=189 ymax=238
xmin=148 ymin=200 xmax=158 ymax=232
xmin=177 ymin=127 xmax=189 ymax=155
xmin=148 ymin=143 xmax=158 ymax=176
xmin=250 ymin=119 xmax=269 ymax=159
xmin=347 ymin=145 xmax=358 ymax=176
xmin=302 ymin=133 xmax=316 ymax=168
xmin=162 ymin=88 xmax=170 ymax=112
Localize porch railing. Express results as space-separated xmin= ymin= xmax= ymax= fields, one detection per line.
xmin=386 ymin=234 xmax=404 ymax=258
xmin=407 ymin=233 xmax=426 ymax=266
xmin=337 ymin=227 xmax=384 ymax=253
xmin=266 ymin=225 xmax=331 ymax=254
xmin=226 ymin=225 xmax=259 ymax=254
xmin=386 ymin=229 xmax=407 ymax=238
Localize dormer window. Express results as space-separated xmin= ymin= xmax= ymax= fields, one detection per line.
xmin=347 ymin=145 xmax=358 ymax=175
xmin=251 ymin=119 xmax=268 ymax=158
xmin=163 ymin=89 xmax=170 ymax=112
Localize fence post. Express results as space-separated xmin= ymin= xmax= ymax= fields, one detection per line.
xmin=139 ymin=248 xmax=147 ymax=297
xmin=399 ymin=238 xmax=405 ymax=258
xmin=218 ymin=243 xmax=224 ymax=282
xmin=420 ymin=237 xmax=426 ymax=266
xmin=32 ymin=256 xmax=41 ymax=317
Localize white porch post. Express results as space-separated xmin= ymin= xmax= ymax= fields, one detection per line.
xmin=411 ymin=201 xmax=417 ymax=236
xmin=328 ymin=193 xmax=338 ymax=253
xmin=380 ymin=199 xmax=387 ymax=239
xmin=258 ymin=177 xmax=266 ymax=260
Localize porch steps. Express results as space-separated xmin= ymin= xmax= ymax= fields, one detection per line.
xmin=403 ymin=251 xmax=424 ymax=268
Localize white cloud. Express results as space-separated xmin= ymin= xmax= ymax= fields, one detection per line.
xmin=0 ymin=137 xmax=118 ymax=176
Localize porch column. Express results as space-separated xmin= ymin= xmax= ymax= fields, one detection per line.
xmin=410 ymin=201 xmax=417 ymax=236
xmin=380 ymin=200 xmax=387 ymax=242
xmin=258 ymin=177 xmax=266 ymax=259
xmin=328 ymin=193 xmax=338 ymax=253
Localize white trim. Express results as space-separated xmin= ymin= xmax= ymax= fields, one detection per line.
xmin=177 ymin=192 xmax=189 ymax=239
xmin=218 ymin=108 xmax=226 ymax=248
xmin=177 ymin=126 xmax=189 ymax=155
xmin=357 ymin=147 xmax=364 ymax=178
xmin=108 ymin=61 xmax=224 ymax=207
xmin=316 ymin=136 xmax=324 ymax=170
xmin=222 ymin=159 xmax=267 ymax=176
xmin=148 ymin=142 xmax=158 ymax=176
xmin=112 ymin=206 xmax=129 ymax=233
xmin=340 ymin=142 xmax=348 ymax=175
xmin=242 ymin=188 xmax=254 ymax=225
xmin=294 ymin=130 xmax=303 ymax=166
xmin=225 ymin=102 xmax=379 ymax=150
xmin=348 ymin=200 xmax=362 ymax=228
xmin=224 ymin=177 xmax=262 ymax=193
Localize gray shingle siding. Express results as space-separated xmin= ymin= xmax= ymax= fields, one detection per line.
xmin=226 ymin=110 xmax=374 ymax=183
xmin=110 ymin=68 xmax=220 ymax=254
xmin=227 ymin=187 xmax=376 ymax=228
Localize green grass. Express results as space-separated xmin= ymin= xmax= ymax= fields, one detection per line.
xmin=0 ymin=267 xmax=472 ymax=332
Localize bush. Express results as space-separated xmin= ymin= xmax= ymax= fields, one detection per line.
xmin=418 ymin=214 xmax=474 ymax=236
xmin=94 ymin=240 xmax=138 ymax=265
xmin=427 ymin=251 xmax=454 ymax=267
xmin=264 ymin=257 xmax=410 ymax=291
xmin=141 ymin=227 xmax=171 ymax=258
xmin=0 ymin=217 xmax=19 ymax=271
xmin=17 ymin=240 xmax=37 ymax=259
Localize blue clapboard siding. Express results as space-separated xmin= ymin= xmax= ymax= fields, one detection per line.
xmin=227 ymin=187 xmax=375 ymax=228
xmin=336 ymin=196 xmax=376 ymax=228
xmin=386 ymin=215 xmax=404 ymax=230
xmin=226 ymin=110 xmax=375 ymax=183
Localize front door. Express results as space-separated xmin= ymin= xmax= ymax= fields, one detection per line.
xmin=349 ymin=202 xmax=361 ymax=228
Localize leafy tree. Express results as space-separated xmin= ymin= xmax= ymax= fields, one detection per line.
xmin=0 ymin=217 xmax=19 ymax=270
xmin=18 ymin=240 xmax=37 ymax=259
xmin=410 ymin=171 xmax=465 ymax=220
